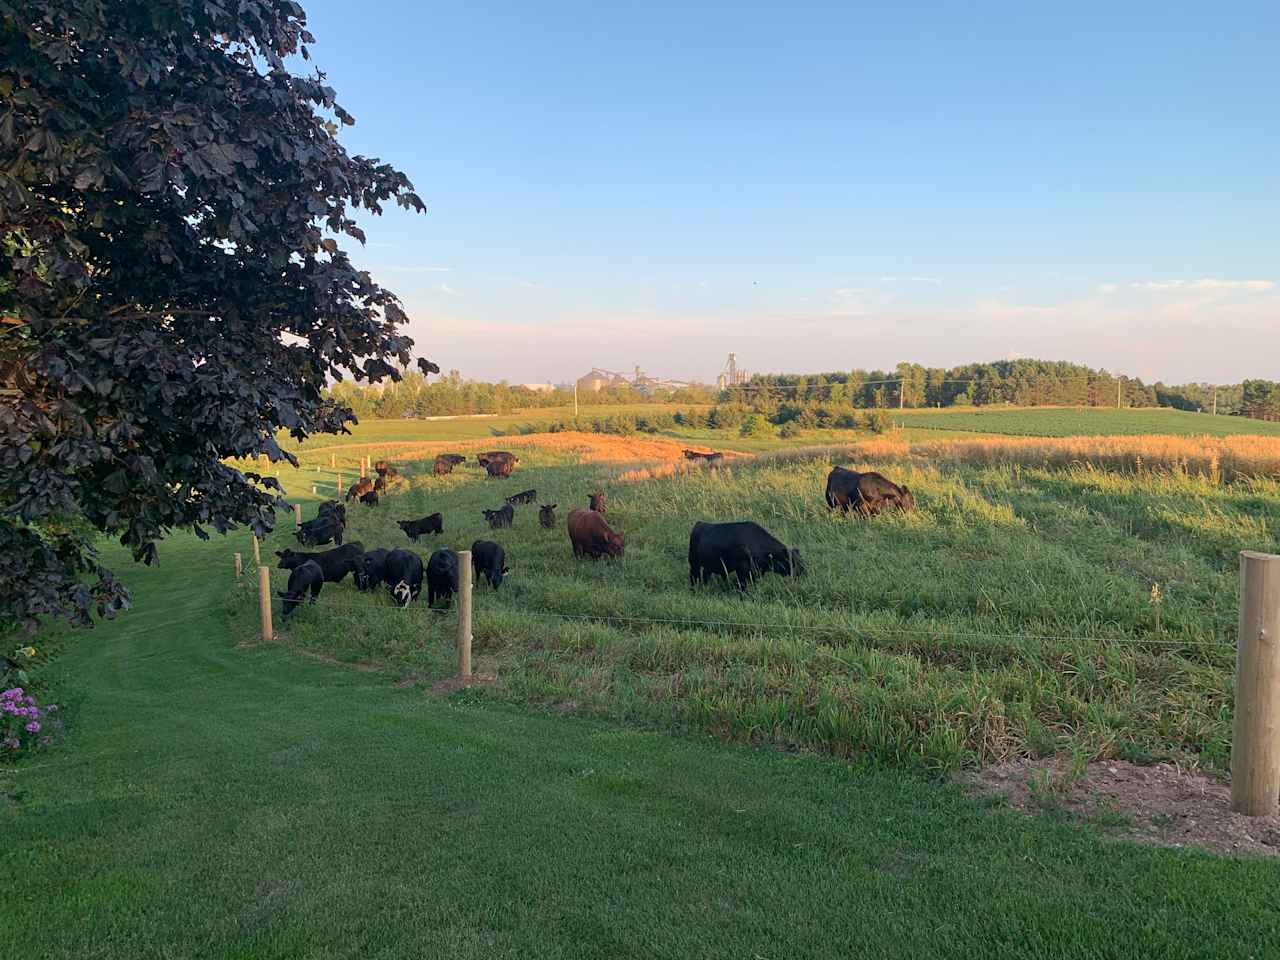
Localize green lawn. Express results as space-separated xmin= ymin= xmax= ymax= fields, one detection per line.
xmin=6 ymin=532 xmax=1280 ymax=958
xmin=894 ymin=407 xmax=1280 ymax=438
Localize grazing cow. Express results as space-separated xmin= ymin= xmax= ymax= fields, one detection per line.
xmin=275 ymin=542 xmax=365 ymax=584
xmin=354 ymin=548 xmax=391 ymax=592
xmin=434 ymin=456 xmax=457 ymax=476
xmin=483 ymin=502 xmax=514 ymax=529
xmin=295 ymin=514 xmax=345 ymax=547
xmin=824 ymin=467 xmax=915 ymax=516
xmin=425 ymin=549 xmax=460 ymax=608
xmin=359 ymin=490 xmax=379 ymax=508
xmin=506 ymin=489 xmax=537 ymax=505
xmin=278 ymin=560 xmax=324 ymax=617
xmin=470 ymin=540 xmax=508 ymax=590
xmin=381 ymin=548 xmax=424 ymax=608
xmin=588 ymin=491 xmax=606 ymax=513
xmin=688 ymin=521 xmax=804 ymax=591
xmin=373 ymin=461 xmax=399 ymax=478
xmin=346 ymin=477 xmax=375 ymax=502
xmin=538 ymin=503 xmax=558 ymax=528
xmin=478 ymin=450 xmax=519 ymax=465
xmin=482 ymin=459 xmax=515 ymax=478
xmin=682 ymin=450 xmax=725 ymax=463
xmin=397 ymin=513 xmax=443 ymax=541
xmin=567 ymin=508 xmax=625 ymax=560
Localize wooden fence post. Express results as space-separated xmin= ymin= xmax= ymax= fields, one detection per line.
xmin=312 ymin=485 xmax=317 ymax=495
xmin=330 ymin=453 xmax=336 ymax=467
xmin=336 ymin=472 xmax=342 ymax=497
xmin=293 ymin=503 xmax=302 ymax=529
xmin=359 ymin=457 xmax=366 ymax=479
xmin=457 ymin=549 xmax=473 ymax=679
xmin=234 ymin=552 xmax=242 ymax=579
xmin=1232 ymin=551 xmax=1280 ymax=816
xmin=252 ymin=534 xmax=261 ymax=567
xmin=258 ymin=564 xmax=273 ymax=643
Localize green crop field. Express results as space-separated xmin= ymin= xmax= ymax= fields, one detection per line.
xmin=231 ymin=443 xmax=1278 ymax=773
xmin=894 ymin=406 xmax=1280 ymax=438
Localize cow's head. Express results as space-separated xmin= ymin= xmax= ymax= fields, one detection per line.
xmin=276 ymin=589 xmax=304 ymax=616
xmin=605 ymin=532 xmax=625 ymax=558
xmin=773 ymin=548 xmax=806 ymax=577
xmin=393 ymin=581 xmax=412 ymax=608
xmin=275 ymin=550 xmax=303 ymax=569
xmin=897 ymin=485 xmax=915 ymax=512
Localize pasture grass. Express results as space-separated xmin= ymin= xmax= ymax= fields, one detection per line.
xmin=9 ymin=537 xmax=1280 ymax=958
xmin=896 ymin=406 xmax=1280 ymax=438
xmin=240 ymin=444 xmax=1278 ymax=774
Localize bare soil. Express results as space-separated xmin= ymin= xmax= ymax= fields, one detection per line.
xmin=968 ymin=758 xmax=1280 ymax=858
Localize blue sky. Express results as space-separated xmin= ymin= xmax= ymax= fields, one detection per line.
xmin=302 ymin=1 xmax=1279 ymax=385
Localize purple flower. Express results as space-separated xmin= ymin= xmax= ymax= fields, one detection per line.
xmin=0 ymin=687 xmax=20 ymax=700
xmin=25 ymin=721 xmax=40 ymax=733
xmin=48 ymin=704 xmax=58 ymax=712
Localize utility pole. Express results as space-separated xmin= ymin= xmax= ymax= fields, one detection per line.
xmin=573 ymin=379 xmax=578 ymax=418
xmin=899 ymin=379 xmax=905 ymax=410
xmin=1116 ymin=378 xmax=1123 ymax=410
xmin=1212 ymin=386 xmax=1218 ymax=416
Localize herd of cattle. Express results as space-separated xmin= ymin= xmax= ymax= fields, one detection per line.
xmin=275 ymin=452 xmax=915 ymax=617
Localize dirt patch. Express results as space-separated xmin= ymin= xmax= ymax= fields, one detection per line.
xmin=392 ymin=673 xmax=420 ymax=688
xmin=968 ymin=758 xmax=1280 ymax=858
xmin=427 ymin=672 xmax=499 ymax=696
xmin=291 ymin=432 xmax=747 ymax=467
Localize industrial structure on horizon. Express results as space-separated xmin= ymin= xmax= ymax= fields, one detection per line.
xmin=573 ymin=353 xmax=748 ymax=395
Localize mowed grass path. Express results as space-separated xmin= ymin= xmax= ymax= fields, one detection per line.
xmin=7 ymin=537 xmax=1280 ymax=957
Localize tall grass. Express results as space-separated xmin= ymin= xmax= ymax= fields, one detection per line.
xmin=229 ymin=438 xmax=1278 ymax=774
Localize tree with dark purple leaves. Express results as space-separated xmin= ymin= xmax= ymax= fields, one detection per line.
xmin=0 ymin=1 xmax=436 ymax=630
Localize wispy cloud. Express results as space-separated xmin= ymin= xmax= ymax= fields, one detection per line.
xmin=1129 ymin=279 xmax=1273 ymax=292
xmin=436 ymin=282 xmax=460 ymax=296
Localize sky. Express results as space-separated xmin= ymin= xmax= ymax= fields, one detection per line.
xmin=300 ymin=1 xmax=1279 ymax=386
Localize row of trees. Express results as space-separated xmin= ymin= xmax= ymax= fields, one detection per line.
xmin=329 ymin=360 xmax=1278 ymax=422
xmin=325 ymin=371 xmax=715 ymax=418
xmin=730 ymin=360 xmax=1275 ymax=418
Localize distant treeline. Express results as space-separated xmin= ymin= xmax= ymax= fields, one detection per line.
xmin=731 ymin=360 xmax=1278 ymax=421
xmin=325 ymin=370 xmax=715 ymax=419
xmin=325 ymin=361 xmax=1279 ymax=422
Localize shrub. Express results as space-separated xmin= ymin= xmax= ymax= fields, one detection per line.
xmin=740 ymin=414 xmax=769 ymax=437
xmin=778 ymin=422 xmax=801 ymax=439
xmin=1 ymin=687 xmax=63 ymax=758
xmin=864 ymin=410 xmax=895 ymax=434
xmin=834 ymin=411 xmax=859 ymax=429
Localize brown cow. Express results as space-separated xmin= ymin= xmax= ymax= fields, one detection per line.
xmin=433 ymin=453 xmax=467 ymax=475
xmin=483 ymin=459 xmax=514 ymax=479
xmin=682 ymin=449 xmax=724 ymax=463
xmin=588 ymin=491 xmax=606 ymax=513
xmin=346 ymin=477 xmax=375 ymax=501
xmin=567 ymin=508 xmax=624 ymax=560
xmin=374 ymin=461 xmax=399 ymax=479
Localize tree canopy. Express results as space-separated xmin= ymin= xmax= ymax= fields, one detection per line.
xmin=0 ymin=0 xmax=435 ymax=630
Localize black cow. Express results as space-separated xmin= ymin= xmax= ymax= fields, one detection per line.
xmin=397 ymin=513 xmax=443 ymax=541
xmin=538 ymin=503 xmax=557 ymax=528
xmin=278 ymin=560 xmax=324 ymax=617
xmin=425 ymin=549 xmax=460 ymax=608
xmin=824 ymin=467 xmax=915 ymax=516
xmin=506 ymin=489 xmax=537 ymax=505
xmin=688 ymin=521 xmax=804 ymax=591
xmin=359 ymin=490 xmax=379 ymax=508
xmin=483 ymin=502 xmax=514 ymax=529
xmin=317 ymin=500 xmax=347 ymax=525
xmin=381 ymin=548 xmax=424 ymax=608
xmin=354 ymin=548 xmax=391 ymax=592
xmin=470 ymin=540 xmax=508 ymax=590
xmin=296 ymin=514 xmax=344 ymax=547
xmin=276 ymin=542 xmax=365 ymax=584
